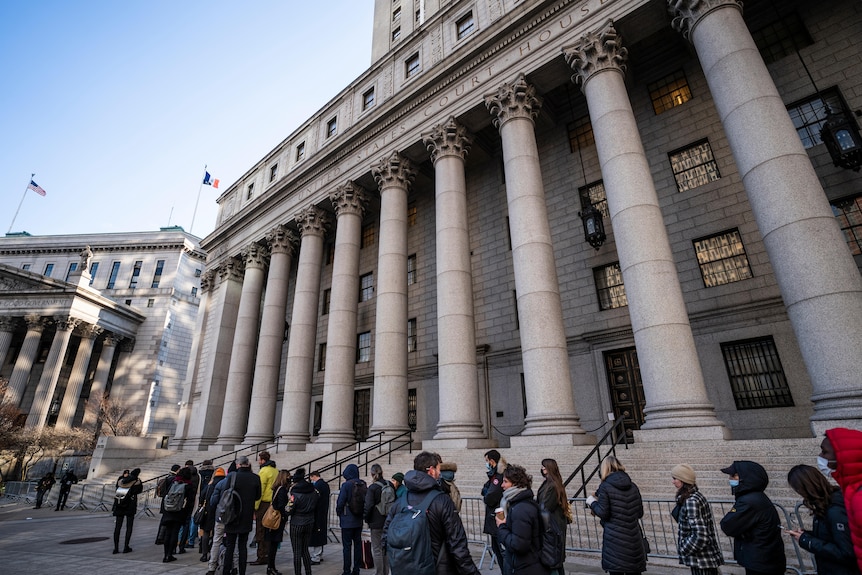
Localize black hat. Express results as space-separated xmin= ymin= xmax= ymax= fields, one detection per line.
xmin=720 ymin=463 xmax=737 ymax=475
xmin=170 ymin=464 xmax=181 ymax=472
xmin=293 ymin=467 xmax=306 ymax=483
xmin=131 ymin=468 xmax=141 ymax=477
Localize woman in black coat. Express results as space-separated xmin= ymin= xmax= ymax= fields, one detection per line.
xmin=264 ymin=470 xmax=291 ymax=575
xmin=586 ymin=456 xmax=646 ymax=575
xmin=288 ymin=468 xmax=320 ymax=575
xmin=160 ymin=467 xmax=196 ymax=563
xmin=536 ymin=459 xmax=570 ymax=575
xmin=786 ymin=464 xmax=860 ymax=575
xmin=496 ymin=463 xmax=549 ymax=575
xmin=308 ymin=470 xmax=330 ymax=563
xmin=112 ymin=468 xmax=143 ymax=554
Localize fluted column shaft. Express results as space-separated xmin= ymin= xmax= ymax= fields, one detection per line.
xmin=564 ymin=21 xmax=726 ymax=439
xmin=82 ymin=334 xmax=119 ymax=430
xmin=217 ymin=244 xmax=268 ymax=446
xmin=0 ymin=317 xmax=15 ymax=371
xmin=486 ymin=75 xmax=586 ymax=439
xmin=7 ymin=315 xmax=46 ymax=407
xmin=245 ymin=226 xmax=297 ymax=444
xmin=26 ymin=317 xmax=79 ymax=429
xmin=669 ymin=0 xmax=862 ymax=432
xmin=423 ymin=117 xmax=485 ymax=441
xmin=370 ymin=152 xmax=416 ymax=436
xmin=279 ymin=207 xmax=330 ymax=446
xmin=55 ymin=325 xmax=101 ymax=430
xmin=317 ymin=182 xmax=369 ymax=445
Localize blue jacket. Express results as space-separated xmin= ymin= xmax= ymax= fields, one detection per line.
xmin=336 ymin=464 xmax=363 ymax=528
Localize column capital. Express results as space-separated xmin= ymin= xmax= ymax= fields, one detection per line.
xmin=563 ymin=19 xmax=628 ymax=90
xmin=54 ymin=316 xmax=81 ymax=332
xmin=330 ymin=181 xmax=369 ymax=219
xmin=200 ymin=269 xmax=216 ymax=292
xmin=79 ymin=324 xmax=102 ymax=340
xmin=0 ymin=316 xmax=17 ymax=332
xmin=119 ymin=337 xmax=135 ymax=353
xmin=668 ymin=0 xmax=742 ymax=40
xmin=266 ymin=224 xmax=298 ymax=256
xmin=372 ymin=151 xmax=417 ymax=191
xmin=241 ymin=243 xmax=269 ymax=270
xmin=102 ymin=333 xmax=121 ymax=348
xmin=24 ymin=314 xmax=47 ymax=331
xmin=295 ymin=205 xmax=332 ymax=238
xmin=423 ymin=116 xmax=473 ymax=164
xmin=218 ymin=259 xmax=245 ymax=283
xmin=484 ymin=73 xmax=543 ymax=130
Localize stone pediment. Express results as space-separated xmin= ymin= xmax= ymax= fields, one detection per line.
xmin=0 ymin=265 xmax=67 ymax=293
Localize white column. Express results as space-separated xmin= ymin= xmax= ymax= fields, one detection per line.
xmin=669 ymin=0 xmax=862 ymax=434
xmin=485 ymin=74 xmax=590 ymax=443
xmin=26 ymin=317 xmax=79 ymax=429
xmin=54 ymin=324 xmax=101 ymax=430
xmin=81 ymin=333 xmax=120 ymax=431
xmin=564 ymin=21 xmax=727 ymax=440
xmin=316 ymin=181 xmax=369 ymax=447
xmin=279 ymin=206 xmax=330 ymax=448
xmin=245 ymin=225 xmax=297 ymax=444
xmin=7 ymin=314 xmax=46 ymax=408
xmin=370 ymin=152 xmax=416 ymax=437
xmin=422 ymin=117 xmax=487 ymax=445
xmin=0 ymin=317 xmax=15 ymax=371
xmin=216 ymin=244 xmax=268 ymax=447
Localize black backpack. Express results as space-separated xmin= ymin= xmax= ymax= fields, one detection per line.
xmin=347 ymin=479 xmax=367 ymax=516
xmin=386 ymin=490 xmax=442 ymax=575
xmin=215 ymin=473 xmax=242 ymax=525
xmin=535 ymin=501 xmax=565 ymax=570
xmin=163 ymin=481 xmax=187 ymax=513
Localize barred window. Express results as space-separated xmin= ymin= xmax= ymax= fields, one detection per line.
xmin=593 ymin=263 xmax=628 ymax=310
xmin=832 ymin=194 xmax=862 ymax=256
xmin=361 ymin=223 xmax=376 ymax=248
xmin=693 ymin=229 xmax=753 ymax=287
xmin=406 ymin=53 xmax=420 ymax=78
xmin=751 ymin=12 xmax=813 ymax=66
xmin=568 ymin=115 xmax=595 ymax=153
xmin=357 ymin=331 xmax=372 ymax=363
xmin=648 ymin=70 xmax=692 ymax=114
xmin=326 ymin=117 xmax=338 ymax=138
xmin=407 ymin=254 xmax=417 ymax=285
xmin=392 ymin=27 xmax=401 ymax=42
xmin=408 ymin=388 xmax=417 ymax=432
xmin=787 ymin=88 xmax=845 ymax=149
xmin=579 ymin=180 xmax=609 ymax=219
xmin=363 ymin=88 xmax=375 ymax=111
xmin=456 ymin=12 xmax=474 ymax=40
xmin=246 ymin=183 xmax=254 ymax=200
xmin=318 ymin=343 xmax=326 ymax=371
xmin=721 ymin=337 xmax=793 ymax=409
xmin=407 ymin=318 xmax=417 ymax=352
xmin=669 ymin=139 xmax=721 ymax=192
xmin=360 ymin=272 xmax=374 ymax=302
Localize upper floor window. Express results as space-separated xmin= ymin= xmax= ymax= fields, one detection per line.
xmin=129 ymin=260 xmax=143 ymax=289
xmin=568 ymin=115 xmax=595 ymax=152
xmin=43 ymin=263 xmax=54 ymax=277
xmin=648 ymin=69 xmax=692 ymax=114
xmin=751 ymin=12 xmax=812 ymax=66
xmin=721 ymin=336 xmax=794 ymax=409
xmin=318 ymin=343 xmax=327 ymax=371
xmin=326 ymin=117 xmax=338 ymax=138
xmin=593 ymin=262 xmax=628 ymax=311
xmin=269 ymin=164 xmax=278 ymax=182
xmin=325 ymin=242 xmax=335 ymax=266
xmin=407 ymin=254 xmax=417 ymax=285
xmin=106 ymin=261 xmax=121 ymax=289
xmin=22 ymin=263 xmax=31 ymax=270
xmin=693 ymin=229 xmax=753 ymax=287
xmin=191 ymin=286 xmax=198 ymax=297
xmin=89 ymin=262 xmax=99 ymax=285
xmin=357 ymin=331 xmax=372 ymax=363
xmin=405 ymin=53 xmax=420 ymax=78
xmin=361 ymin=223 xmax=376 ymax=248
xmin=407 ymin=203 xmax=417 ymax=226
xmin=579 ymin=180 xmax=609 ymax=219
xmin=296 ymin=142 xmax=306 ymax=162
xmin=64 ymin=262 xmax=77 ymax=282
xmin=669 ymin=139 xmax=721 ymax=193
xmin=393 ymin=6 xmax=401 ymax=21
xmin=831 ymin=194 xmax=862 ymax=256
xmin=456 ymin=12 xmax=475 ymax=40
xmin=407 ymin=318 xmax=417 ymax=353
xmin=321 ymin=288 xmax=332 ymax=315
xmin=194 ymin=268 xmax=202 ymax=278
xmin=787 ymin=88 xmax=846 ymax=149
xmin=152 ymin=259 xmax=165 ymax=288
xmin=392 ymin=28 xmax=401 ymax=42
xmin=360 ymin=272 xmax=374 ymax=302
xmin=363 ymin=88 xmax=375 ymax=111
xmin=246 ymin=182 xmax=255 ymax=200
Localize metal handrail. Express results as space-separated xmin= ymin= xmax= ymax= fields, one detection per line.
xmin=563 ymin=417 xmax=629 ymax=497
xmin=293 ymin=431 xmax=414 ymax=486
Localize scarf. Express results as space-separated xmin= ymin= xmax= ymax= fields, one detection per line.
xmin=500 ymin=485 xmax=527 ymax=515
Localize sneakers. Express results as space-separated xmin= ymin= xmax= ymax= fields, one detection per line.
xmin=123 ymin=546 xmax=133 ymax=553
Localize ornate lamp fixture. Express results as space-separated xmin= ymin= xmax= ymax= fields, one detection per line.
xmin=578 ymin=204 xmax=606 ymax=250
xmin=821 ymin=107 xmax=862 ymax=171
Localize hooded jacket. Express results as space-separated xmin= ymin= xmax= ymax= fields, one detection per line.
xmin=825 ymin=427 xmax=862 ymax=574
xmin=588 ymin=470 xmax=646 ymax=574
xmin=336 ymin=463 xmax=364 ymax=528
xmin=256 ymin=459 xmax=278 ymax=507
xmin=497 ymin=487 xmax=547 ymax=575
xmin=797 ymin=490 xmax=859 ymax=575
xmin=112 ymin=472 xmax=143 ymax=517
xmin=290 ymin=478 xmax=320 ymax=527
xmin=719 ymin=460 xmax=785 ymax=574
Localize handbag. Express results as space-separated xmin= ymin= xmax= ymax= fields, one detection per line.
xmin=193 ymin=503 xmax=207 ymax=525
xmin=115 ymin=485 xmax=130 ymax=501
xmin=361 ymin=539 xmax=375 ymax=569
xmin=639 ymin=519 xmax=651 ymax=555
xmin=261 ymin=487 xmax=283 ymax=530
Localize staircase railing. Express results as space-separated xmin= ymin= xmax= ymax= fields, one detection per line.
xmin=563 ymin=417 xmax=629 ymax=498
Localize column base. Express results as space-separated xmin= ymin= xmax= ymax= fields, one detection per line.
xmin=633 ymin=425 xmax=730 ymax=443
xmin=309 ymin=438 xmax=357 ymax=452
xmin=509 ymin=433 xmax=595 ymax=447
xmin=432 ymin=422 xmax=486 ymax=440
xmin=422 ymin=437 xmax=497 ymax=450
xmin=521 ymin=414 xmax=589 ymax=437
xmin=241 ymin=434 xmax=275 ymax=448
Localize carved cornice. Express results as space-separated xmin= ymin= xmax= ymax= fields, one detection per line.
xmin=330 ymin=181 xmax=369 ymax=219
xmin=563 ymin=19 xmax=628 ymax=90
xmin=266 ymin=225 xmax=298 ymax=256
xmin=294 ymin=205 xmax=332 ymax=239
xmin=423 ymin=116 xmax=473 ymax=164
xmin=668 ymin=0 xmax=742 ymax=40
xmin=372 ymin=152 xmax=417 ymax=192
xmin=200 ymin=270 xmax=216 ymax=293
xmin=241 ymin=243 xmax=269 ymax=270
xmin=484 ymin=73 xmax=543 ymax=130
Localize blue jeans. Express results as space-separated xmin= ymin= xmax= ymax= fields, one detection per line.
xmin=341 ymin=526 xmax=362 ymax=575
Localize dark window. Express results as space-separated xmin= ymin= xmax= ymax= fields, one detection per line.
xmin=246 ymin=183 xmax=254 ymax=200
xmin=152 ymin=259 xmax=165 ymax=288
xmin=693 ymin=229 xmax=753 ymax=287
xmin=407 ymin=203 xmax=417 ymax=226
xmin=44 ymin=263 xmax=54 ymax=277
xmin=363 ymin=88 xmax=375 ymax=111
xmin=579 ymin=180 xmax=609 ymax=219
xmin=392 ymin=28 xmax=401 ymax=42
xmin=787 ymin=88 xmax=846 ymax=149
xmin=129 ymin=260 xmax=143 ymax=289
xmin=456 ymin=12 xmax=475 ymax=40
xmin=326 ymin=117 xmax=337 ymax=138
xmin=194 ymin=268 xmax=202 ymax=278
xmin=22 ymin=263 xmax=31 ymax=270
xmin=568 ymin=115 xmax=595 ymax=152
xmin=357 ymin=331 xmax=372 ymax=363
xmin=270 ymin=164 xmax=278 ymax=182
xmin=313 ymin=401 xmax=322 ymax=435
xmin=147 ymin=298 xmax=155 ymax=308
xmin=89 ymin=262 xmax=99 ymax=285
xmin=65 ymin=262 xmax=78 ymax=282
xmin=361 ymin=223 xmax=376 ymax=248
xmin=520 ymin=373 xmax=528 ymax=418
xmin=296 ymin=142 xmax=306 ymax=161
xmin=407 ymin=254 xmax=417 ymax=285
xmin=407 ymin=318 xmax=417 ymax=352
xmin=191 ymin=286 xmax=198 ymax=297
xmin=326 ymin=242 xmax=335 ymax=266
xmin=408 ymin=388 xmax=417 ymax=431
xmin=393 ymin=6 xmax=401 ymax=21
xmin=648 ymin=69 xmax=692 ymax=114
xmin=406 ymin=53 xmax=420 ymax=78
xmin=107 ymin=261 xmax=121 ymax=289
xmin=669 ymin=139 xmax=721 ymax=192
xmin=513 ymin=290 xmax=519 ymax=330
xmin=318 ymin=343 xmax=327 ymax=371
xmin=751 ymin=12 xmax=813 ymax=66
xmin=321 ymin=288 xmax=331 ymax=315
xmin=360 ymin=272 xmax=374 ymax=302
xmin=831 ymin=194 xmax=862 ymax=256
xmin=593 ymin=263 xmax=628 ymax=310
xmin=721 ymin=337 xmax=794 ymax=409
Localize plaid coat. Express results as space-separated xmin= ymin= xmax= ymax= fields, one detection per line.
xmin=675 ymin=487 xmax=724 ymax=569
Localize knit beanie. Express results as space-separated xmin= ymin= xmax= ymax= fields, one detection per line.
xmin=671 ymin=464 xmax=696 ymax=485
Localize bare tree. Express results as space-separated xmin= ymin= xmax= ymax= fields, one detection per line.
xmin=0 ymin=378 xmax=25 ymax=481
xmin=98 ymin=394 xmax=141 ymax=436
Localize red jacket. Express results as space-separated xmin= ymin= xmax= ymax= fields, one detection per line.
xmin=825 ymin=428 xmax=862 ymax=573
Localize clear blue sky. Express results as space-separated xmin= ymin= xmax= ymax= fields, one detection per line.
xmin=0 ymin=1 xmax=374 ymax=239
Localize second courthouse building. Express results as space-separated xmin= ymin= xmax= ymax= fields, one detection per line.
xmin=175 ymin=0 xmax=862 ymax=451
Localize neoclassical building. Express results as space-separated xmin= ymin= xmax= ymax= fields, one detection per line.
xmin=176 ymin=0 xmax=862 ymax=451
xmin=0 ymin=228 xmax=205 ymax=440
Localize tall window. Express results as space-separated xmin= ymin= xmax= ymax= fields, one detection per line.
xmin=151 ymin=259 xmax=165 ymax=288
xmin=363 ymin=88 xmax=375 ymax=111
xmin=326 ymin=117 xmax=338 ymax=138
xmin=129 ymin=260 xmax=143 ymax=288
xmin=64 ymin=262 xmax=78 ymax=282
xmin=296 ymin=142 xmax=306 ymax=161
xmin=669 ymin=139 xmax=721 ymax=192
xmin=318 ymin=343 xmax=327 ymax=371
xmin=648 ymin=69 xmax=692 ymax=114
xmin=361 ymin=223 xmax=376 ymax=248
xmin=107 ymin=262 xmax=121 ymax=289
xmin=393 ymin=6 xmax=401 ymax=21
xmin=407 ymin=318 xmax=417 ymax=352
xmin=751 ymin=12 xmax=812 ymax=65
xmin=191 ymin=286 xmax=198 ymax=297
xmin=357 ymin=331 xmax=372 ymax=363
xmin=360 ymin=272 xmax=374 ymax=302
xmin=456 ymin=12 xmax=475 ymax=40
xmin=579 ymin=180 xmax=609 ymax=219
xmin=407 ymin=203 xmax=417 ymax=226
xmin=326 ymin=242 xmax=335 ymax=266
xmin=269 ymin=163 xmax=278 ymax=182
xmin=89 ymin=262 xmax=99 ymax=286
xmin=408 ymin=388 xmax=417 ymax=431
xmin=392 ymin=27 xmax=401 ymax=42
xmin=787 ymin=88 xmax=846 ymax=149
xmin=407 ymin=254 xmax=417 ymax=285
xmin=593 ymin=263 xmax=628 ymax=310
xmin=693 ymin=229 xmax=753 ymax=287
xmin=246 ymin=182 xmax=254 ymax=200
xmin=43 ymin=263 xmax=54 ymax=277
xmin=721 ymin=337 xmax=793 ymax=409
xmin=832 ymin=194 xmax=862 ymax=255
xmin=568 ymin=115 xmax=595 ymax=152
xmin=321 ymin=288 xmax=332 ymax=315
xmin=406 ymin=53 xmax=420 ymax=78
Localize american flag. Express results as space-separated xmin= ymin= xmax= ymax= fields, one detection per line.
xmin=27 ymin=179 xmax=47 ymax=196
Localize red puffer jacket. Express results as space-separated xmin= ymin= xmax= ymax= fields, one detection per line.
xmin=825 ymin=428 xmax=862 ymax=574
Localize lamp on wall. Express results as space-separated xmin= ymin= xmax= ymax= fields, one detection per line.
xmin=821 ymin=107 xmax=862 ymax=171
xmin=578 ymin=204 xmax=606 ymax=250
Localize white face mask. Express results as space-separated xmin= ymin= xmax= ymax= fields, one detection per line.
xmin=817 ymin=456 xmax=835 ymax=479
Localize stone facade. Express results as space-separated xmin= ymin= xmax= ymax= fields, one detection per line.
xmin=177 ymin=0 xmax=862 ymax=451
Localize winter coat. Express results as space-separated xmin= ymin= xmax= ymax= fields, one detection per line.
xmin=719 ymin=460 xmax=785 ymax=574
xmin=310 ymin=477 xmax=331 ymax=548
xmin=36 ymin=474 xmax=55 ymax=493
xmin=290 ymin=478 xmax=320 ymax=527
xmin=383 ymin=469 xmax=480 ymax=575
xmin=497 ymin=488 xmax=549 ymax=575
xmin=160 ymin=476 xmax=196 ymax=523
xmin=256 ymin=460 xmax=278 ymax=507
xmin=826 ymin=427 xmax=862 ymax=574
xmin=797 ymin=490 xmax=860 ymax=575
xmin=482 ymin=463 xmax=505 ymax=535
xmin=673 ymin=487 xmax=724 ymax=569
xmin=264 ymin=483 xmax=289 ymax=543
xmin=336 ymin=463 xmax=364 ymax=529
xmin=58 ymin=471 xmax=78 ymax=492
xmin=536 ymin=479 xmax=567 ymax=536
xmin=209 ymin=467 xmax=262 ymax=534
xmin=201 ymin=476 xmax=224 ymax=532
xmin=112 ymin=475 xmax=143 ymax=517
xmin=589 ymin=470 xmax=646 ymax=574
xmin=365 ymin=479 xmax=391 ymax=529
xmin=197 ymin=464 xmax=215 ymax=504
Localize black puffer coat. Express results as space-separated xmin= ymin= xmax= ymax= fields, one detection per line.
xmin=209 ymin=467 xmax=262 ymax=534
xmin=798 ymin=490 xmax=859 ymax=575
xmin=290 ymin=478 xmax=320 ymax=527
xmin=310 ymin=477 xmax=331 ymax=547
xmin=589 ymin=470 xmax=646 ymax=574
xmin=719 ymin=460 xmax=785 ymax=574
xmin=497 ymin=488 xmax=548 ymax=575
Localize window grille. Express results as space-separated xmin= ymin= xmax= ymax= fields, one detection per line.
xmin=721 ymin=337 xmax=793 ymax=409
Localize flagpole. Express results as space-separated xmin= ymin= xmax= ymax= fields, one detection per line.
xmin=189 ymin=164 xmax=207 ymax=235
xmin=7 ymin=173 xmax=35 ymax=234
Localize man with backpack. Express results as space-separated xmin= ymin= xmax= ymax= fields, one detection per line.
xmin=383 ymin=451 xmax=480 ymax=575
xmin=336 ymin=463 xmax=367 ymax=575
xmin=208 ymin=455 xmax=261 ymax=575
xmin=364 ymin=464 xmax=396 ymax=575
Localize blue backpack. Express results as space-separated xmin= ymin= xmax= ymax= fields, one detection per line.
xmin=385 ymin=490 xmax=443 ymax=575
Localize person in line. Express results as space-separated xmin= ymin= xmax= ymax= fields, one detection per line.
xmin=33 ymin=471 xmax=55 ymax=509
xmin=536 ymin=459 xmax=571 ymax=575
xmin=496 ymin=463 xmax=548 ymax=575
xmin=178 ymin=459 xmax=200 ymax=553
xmin=482 ymin=449 xmax=506 ymax=571
xmin=785 ymin=464 xmax=859 ymax=575
xmin=364 ymin=464 xmax=392 ymax=575
xmin=586 ymin=455 xmax=646 ymax=575
xmin=719 ymin=460 xmax=785 ymax=575
xmin=335 ymin=463 xmax=365 ymax=575
xmin=289 ymin=467 xmax=320 ymax=575
xmin=209 ymin=455 xmax=261 ymax=575
xmin=382 ymin=451 xmax=480 ymax=575
xmin=161 ymin=466 xmax=195 ymax=563
xmin=204 ymin=467 xmax=237 ymax=574
xmin=112 ymin=467 xmax=143 ymax=554
xmin=820 ymin=428 xmax=862 ymax=573
xmin=391 ymin=472 xmax=406 ymax=499
xmin=309 ymin=470 xmax=330 ymax=565
xmin=55 ymin=468 xmax=78 ymax=511
xmin=252 ymin=451 xmax=279 ymax=566
xmin=200 ymin=466 xmax=225 ymax=563
xmin=263 ymin=469 xmax=291 ymax=575
xmin=669 ymin=464 xmax=723 ymax=575
xmin=440 ymin=461 xmax=462 ymax=513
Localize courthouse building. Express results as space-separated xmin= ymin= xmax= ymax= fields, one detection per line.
xmin=175 ymin=0 xmax=862 ymax=451
xmin=0 ymin=228 xmax=205 ymax=440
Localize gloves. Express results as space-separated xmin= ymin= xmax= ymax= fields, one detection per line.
xmin=585 ymin=495 xmax=597 ymax=507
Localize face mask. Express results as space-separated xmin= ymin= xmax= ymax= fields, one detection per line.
xmin=729 ymin=479 xmax=739 ymax=488
xmin=540 ymin=469 xmax=547 ymax=478
xmin=485 ymin=462 xmax=493 ymax=473
xmin=817 ymin=456 xmax=835 ymax=479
